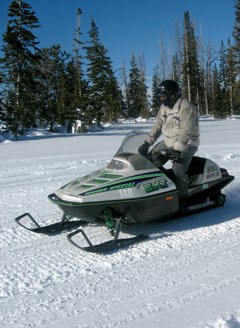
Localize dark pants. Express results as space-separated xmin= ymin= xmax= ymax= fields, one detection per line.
xmin=149 ymin=140 xmax=198 ymax=200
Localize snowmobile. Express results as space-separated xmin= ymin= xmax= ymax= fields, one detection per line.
xmin=15 ymin=130 xmax=235 ymax=253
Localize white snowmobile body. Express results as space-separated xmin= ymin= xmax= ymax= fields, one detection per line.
xmin=16 ymin=130 xmax=235 ymax=253
xmin=48 ymin=130 xmax=234 ymax=224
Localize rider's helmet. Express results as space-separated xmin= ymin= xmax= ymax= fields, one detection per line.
xmin=159 ymin=80 xmax=181 ymax=108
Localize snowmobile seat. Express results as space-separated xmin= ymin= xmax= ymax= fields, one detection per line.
xmin=163 ymin=156 xmax=205 ymax=182
xmin=187 ymin=156 xmax=206 ymax=177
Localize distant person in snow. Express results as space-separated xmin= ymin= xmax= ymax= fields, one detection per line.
xmin=138 ymin=79 xmax=200 ymax=201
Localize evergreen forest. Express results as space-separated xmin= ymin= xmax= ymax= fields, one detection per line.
xmin=1 ymin=0 xmax=240 ymax=138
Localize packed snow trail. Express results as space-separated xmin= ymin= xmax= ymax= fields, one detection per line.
xmin=0 ymin=120 xmax=240 ymax=328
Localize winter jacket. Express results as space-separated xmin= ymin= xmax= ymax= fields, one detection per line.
xmin=146 ymin=97 xmax=200 ymax=152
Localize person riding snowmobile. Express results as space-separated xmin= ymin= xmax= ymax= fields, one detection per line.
xmin=138 ymin=79 xmax=200 ymax=201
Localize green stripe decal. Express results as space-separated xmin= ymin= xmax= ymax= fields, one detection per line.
xmin=81 ymin=172 xmax=164 ymax=195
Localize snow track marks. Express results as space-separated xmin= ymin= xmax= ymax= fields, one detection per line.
xmin=0 ymin=133 xmax=240 ymax=328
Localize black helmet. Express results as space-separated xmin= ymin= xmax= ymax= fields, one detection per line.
xmin=159 ymin=80 xmax=181 ymax=108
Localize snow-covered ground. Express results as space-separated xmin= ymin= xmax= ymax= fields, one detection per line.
xmin=0 ymin=118 xmax=240 ymax=328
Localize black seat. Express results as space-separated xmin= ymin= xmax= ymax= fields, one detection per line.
xmin=187 ymin=156 xmax=205 ymax=176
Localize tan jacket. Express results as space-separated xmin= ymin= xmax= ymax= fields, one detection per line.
xmin=146 ymin=97 xmax=200 ymax=151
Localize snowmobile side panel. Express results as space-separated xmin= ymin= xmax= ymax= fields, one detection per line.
xmin=48 ymin=190 xmax=179 ymax=224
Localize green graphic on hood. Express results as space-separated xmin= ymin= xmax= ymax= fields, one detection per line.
xmin=81 ymin=172 xmax=164 ymax=196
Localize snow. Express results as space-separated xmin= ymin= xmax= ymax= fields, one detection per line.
xmin=0 ymin=118 xmax=240 ymax=328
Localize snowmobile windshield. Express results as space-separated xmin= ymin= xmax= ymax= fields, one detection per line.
xmin=115 ymin=130 xmax=148 ymax=156
xmin=109 ymin=130 xmax=156 ymax=171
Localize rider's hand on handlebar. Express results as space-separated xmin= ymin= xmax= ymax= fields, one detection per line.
xmin=138 ymin=141 xmax=150 ymax=158
xmin=169 ymin=149 xmax=181 ymax=163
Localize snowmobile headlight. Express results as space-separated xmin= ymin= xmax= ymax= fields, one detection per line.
xmin=107 ymin=159 xmax=128 ymax=170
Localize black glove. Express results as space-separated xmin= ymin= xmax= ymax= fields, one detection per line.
xmin=169 ymin=149 xmax=181 ymax=163
xmin=138 ymin=141 xmax=150 ymax=157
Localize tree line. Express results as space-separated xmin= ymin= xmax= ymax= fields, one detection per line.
xmin=0 ymin=0 xmax=240 ymax=138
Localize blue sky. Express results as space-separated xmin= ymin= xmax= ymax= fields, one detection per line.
xmin=0 ymin=0 xmax=236 ymax=80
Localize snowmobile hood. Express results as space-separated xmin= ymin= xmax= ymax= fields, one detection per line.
xmin=54 ymin=161 xmax=176 ymax=204
xmin=54 ymin=130 xmax=177 ymax=204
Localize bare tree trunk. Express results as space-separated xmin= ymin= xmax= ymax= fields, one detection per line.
xmin=74 ymin=8 xmax=83 ymax=97
xmin=185 ymin=41 xmax=191 ymax=101
xmin=175 ymin=22 xmax=183 ymax=84
xmin=229 ymin=70 xmax=234 ymax=116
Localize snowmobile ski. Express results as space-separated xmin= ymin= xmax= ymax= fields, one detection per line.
xmin=15 ymin=212 xmax=84 ymax=235
xmin=67 ymin=216 xmax=148 ymax=253
xmin=67 ymin=228 xmax=148 ymax=253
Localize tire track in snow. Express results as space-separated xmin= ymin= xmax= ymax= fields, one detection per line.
xmin=1 ymin=219 xmax=240 ymax=327
xmin=0 ymin=136 xmax=240 ymax=327
xmin=0 ymin=158 xmax=109 ymax=188
xmin=0 ymin=230 xmax=112 ymax=303
xmin=54 ymin=237 xmax=240 ymax=328
xmin=1 ymin=200 xmax=240 ymax=306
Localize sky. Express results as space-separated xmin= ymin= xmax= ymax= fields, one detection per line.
xmin=0 ymin=0 xmax=236 ymax=81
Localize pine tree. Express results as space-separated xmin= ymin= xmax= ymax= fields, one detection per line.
xmin=73 ymin=9 xmax=84 ymax=99
xmin=231 ymin=0 xmax=240 ymax=114
xmin=84 ymin=19 xmax=121 ymax=125
xmin=198 ymin=41 xmax=217 ymax=115
xmin=127 ymin=54 xmax=141 ymax=118
xmin=126 ymin=53 xmax=149 ymax=118
xmin=226 ymin=38 xmax=237 ymax=115
xmin=138 ymin=55 xmax=149 ymax=118
xmin=216 ymin=40 xmax=230 ymax=116
xmin=232 ymin=0 xmax=240 ymax=77
xmin=172 ymin=23 xmax=183 ymax=84
xmin=66 ymin=8 xmax=89 ymax=131
xmin=35 ymin=45 xmax=74 ymax=129
xmin=65 ymin=57 xmax=89 ymax=131
xmin=1 ymin=0 xmax=40 ymax=138
xmin=209 ymin=64 xmax=225 ymax=117
xmin=172 ymin=54 xmax=182 ymax=84
xmin=120 ymin=62 xmax=129 ymax=118
xmin=182 ymin=11 xmax=200 ymax=106
xmin=219 ymin=41 xmax=227 ymax=90
xmin=151 ymin=66 xmax=161 ymax=115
